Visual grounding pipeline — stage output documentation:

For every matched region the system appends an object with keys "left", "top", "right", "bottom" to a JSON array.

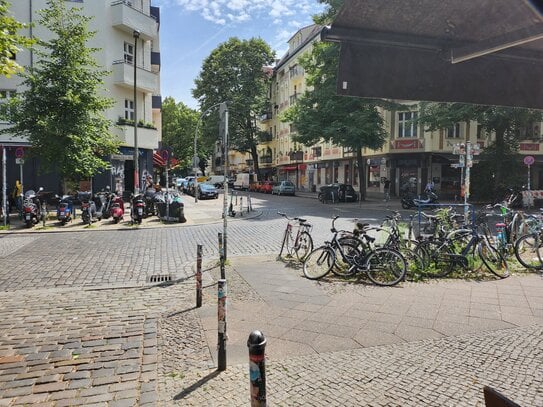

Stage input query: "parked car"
[
  {"left": 249, "top": 181, "right": 262, "bottom": 193},
  {"left": 272, "top": 180, "right": 296, "bottom": 196},
  {"left": 260, "top": 181, "right": 275, "bottom": 194},
  {"left": 198, "top": 183, "right": 219, "bottom": 199},
  {"left": 318, "top": 183, "right": 359, "bottom": 202}
]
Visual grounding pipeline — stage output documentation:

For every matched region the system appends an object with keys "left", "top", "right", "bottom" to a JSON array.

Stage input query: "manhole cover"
[{"left": 148, "top": 274, "right": 174, "bottom": 283}]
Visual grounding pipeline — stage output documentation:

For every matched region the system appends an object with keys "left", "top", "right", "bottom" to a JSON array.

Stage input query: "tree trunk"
[
  {"left": 356, "top": 148, "right": 366, "bottom": 201},
  {"left": 250, "top": 144, "right": 260, "bottom": 179}
]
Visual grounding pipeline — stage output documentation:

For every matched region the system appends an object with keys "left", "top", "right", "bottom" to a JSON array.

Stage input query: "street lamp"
[{"left": 133, "top": 29, "right": 141, "bottom": 194}]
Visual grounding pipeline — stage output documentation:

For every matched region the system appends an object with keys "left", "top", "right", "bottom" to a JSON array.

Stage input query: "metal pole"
[
  {"left": 19, "top": 163, "right": 23, "bottom": 196},
  {"left": 133, "top": 30, "right": 141, "bottom": 195},
  {"left": 464, "top": 142, "right": 471, "bottom": 223},
  {"left": 527, "top": 164, "right": 532, "bottom": 208},
  {"left": 217, "top": 279, "right": 227, "bottom": 371},
  {"left": 218, "top": 232, "right": 225, "bottom": 280},
  {"left": 222, "top": 104, "right": 229, "bottom": 262},
  {"left": 165, "top": 164, "right": 169, "bottom": 220},
  {"left": 248, "top": 330, "right": 267, "bottom": 406},
  {"left": 2, "top": 146, "right": 6, "bottom": 226},
  {"left": 194, "top": 121, "right": 199, "bottom": 203},
  {"left": 196, "top": 244, "right": 202, "bottom": 308}
]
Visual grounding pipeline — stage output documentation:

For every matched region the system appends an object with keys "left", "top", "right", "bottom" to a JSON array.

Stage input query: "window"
[
  {"left": 124, "top": 99, "right": 134, "bottom": 120},
  {"left": 124, "top": 42, "right": 134, "bottom": 64},
  {"left": 398, "top": 111, "right": 418, "bottom": 138},
  {"left": 447, "top": 123, "right": 461, "bottom": 138}
]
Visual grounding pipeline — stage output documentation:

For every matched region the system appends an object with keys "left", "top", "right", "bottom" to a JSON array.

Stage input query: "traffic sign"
[
  {"left": 161, "top": 149, "right": 169, "bottom": 162},
  {"left": 15, "top": 158, "right": 24, "bottom": 165},
  {"left": 524, "top": 155, "right": 535, "bottom": 166},
  {"left": 15, "top": 147, "right": 24, "bottom": 159},
  {"left": 192, "top": 155, "right": 200, "bottom": 168}
]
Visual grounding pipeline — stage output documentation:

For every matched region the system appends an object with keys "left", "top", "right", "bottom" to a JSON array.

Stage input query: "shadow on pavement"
[{"left": 173, "top": 370, "right": 222, "bottom": 401}]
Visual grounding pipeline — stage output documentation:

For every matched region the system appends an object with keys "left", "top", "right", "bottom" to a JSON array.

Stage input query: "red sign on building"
[
  {"left": 520, "top": 143, "right": 540, "bottom": 151},
  {"left": 394, "top": 139, "right": 422, "bottom": 149}
]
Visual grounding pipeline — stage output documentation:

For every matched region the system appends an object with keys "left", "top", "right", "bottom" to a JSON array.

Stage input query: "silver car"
[{"left": 272, "top": 180, "right": 296, "bottom": 196}]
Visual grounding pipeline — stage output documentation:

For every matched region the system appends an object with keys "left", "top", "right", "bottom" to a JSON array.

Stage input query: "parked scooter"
[
  {"left": 78, "top": 191, "right": 97, "bottom": 225},
  {"left": 109, "top": 192, "right": 125, "bottom": 223},
  {"left": 131, "top": 193, "right": 145, "bottom": 224},
  {"left": 22, "top": 187, "right": 45, "bottom": 228},
  {"left": 55, "top": 194, "right": 75, "bottom": 225},
  {"left": 143, "top": 188, "right": 156, "bottom": 217},
  {"left": 401, "top": 188, "right": 439, "bottom": 209},
  {"left": 94, "top": 187, "right": 112, "bottom": 220}
]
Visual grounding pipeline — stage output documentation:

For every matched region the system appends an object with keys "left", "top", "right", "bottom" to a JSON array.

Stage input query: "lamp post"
[{"left": 133, "top": 29, "right": 141, "bottom": 194}]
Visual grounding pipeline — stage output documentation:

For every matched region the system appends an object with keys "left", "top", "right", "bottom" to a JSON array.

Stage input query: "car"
[
  {"left": 272, "top": 180, "right": 295, "bottom": 196},
  {"left": 248, "top": 181, "right": 262, "bottom": 192},
  {"left": 260, "top": 181, "right": 275, "bottom": 194},
  {"left": 198, "top": 183, "right": 219, "bottom": 199},
  {"left": 318, "top": 183, "right": 359, "bottom": 203}
]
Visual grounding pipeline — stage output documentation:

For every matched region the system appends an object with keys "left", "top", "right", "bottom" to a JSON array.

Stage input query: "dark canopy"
[{"left": 323, "top": 0, "right": 543, "bottom": 109}]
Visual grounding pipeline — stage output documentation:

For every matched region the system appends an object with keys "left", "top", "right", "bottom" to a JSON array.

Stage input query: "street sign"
[
  {"left": 15, "top": 147, "right": 24, "bottom": 159},
  {"left": 15, "top": 158, "right": 24, "bottom": 165},
  {"left": 451, "top": 163, "right": 461, "bottom": 168},
  {"left": 161, "top": 149, "right": 169, "bottom": 162},
  {"left": 524, "top": 155, "right": 535, "bottom": 166},
  {"left": 192, "top": 155, "right": 200, "bottom": 168}
]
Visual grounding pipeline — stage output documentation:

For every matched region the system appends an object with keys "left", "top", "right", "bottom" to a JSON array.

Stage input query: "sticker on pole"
[{"left": 524, "top": 155, "right": 535, "bottom": 166}]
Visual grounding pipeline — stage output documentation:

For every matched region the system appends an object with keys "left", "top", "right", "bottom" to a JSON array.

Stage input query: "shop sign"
[
  {"left": 520, "top": 143, "right": 540, "bottom": 151},
  {"left": 393, "top": 139, "right": 422, "bottom": 149}
]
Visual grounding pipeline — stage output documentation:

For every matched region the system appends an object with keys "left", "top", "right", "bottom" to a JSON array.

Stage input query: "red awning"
[
  {"left": 280, "top": 166, "right": 298, "bottom": 171},
  {"left": 153, "top": 151, "right": 166, "bottom": 167}
]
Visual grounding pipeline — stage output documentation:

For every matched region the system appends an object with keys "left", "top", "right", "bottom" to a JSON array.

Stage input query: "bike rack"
[{"left": 414, "top": 203, "right": 476, "bottom": 238}]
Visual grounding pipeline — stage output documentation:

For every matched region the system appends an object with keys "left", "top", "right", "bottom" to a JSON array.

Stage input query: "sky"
[{"left": 153, "top": 0, "right": 325, "bottom": 110}]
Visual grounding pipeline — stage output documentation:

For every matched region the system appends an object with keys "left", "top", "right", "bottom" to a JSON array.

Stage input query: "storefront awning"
[
  {"left": 153, "top": 151, "right": 166, "bottom": 167},
  {"left": 323, "top": 0, "right": 543, "bottom": 109}
]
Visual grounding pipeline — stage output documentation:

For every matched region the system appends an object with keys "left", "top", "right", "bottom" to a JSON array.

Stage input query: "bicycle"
[
  {"left": 278, "top": 212, "right": 314, "bottom": 261},
  {"left": 415, "top": 208, "right": 509, "bottom": 279},
  {"left": 303, "top": 216, "right": 407, "bottom": 286}
]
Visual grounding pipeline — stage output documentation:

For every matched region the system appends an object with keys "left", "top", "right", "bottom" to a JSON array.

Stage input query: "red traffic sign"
[
  {"left": 161, "top": 149, "right": 169, "bottom": 162},
  {"left": 524, "top": 155, "right": 535, "bottom": 166},
  {"left": 15, "top": 147, "right": 24, "bottom": 158}
]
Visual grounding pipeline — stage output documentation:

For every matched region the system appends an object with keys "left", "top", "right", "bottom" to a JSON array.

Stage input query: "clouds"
[{"left": 171, "top": 0, "right": 320, "bottom": 26}]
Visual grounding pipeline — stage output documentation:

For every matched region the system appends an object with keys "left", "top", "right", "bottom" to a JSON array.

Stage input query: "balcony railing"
[
  {"left": 112, "top": 61, "right": 159, "bottom": 93},
  {"left": 151, "top": 51, "right": 161, "bottom": 67},
  {"left": 111, "top": 1, "right": 158, "bottom": 41},
  {"left": 259, "top": 156, "right": 273, "bottom": 164},
  {"left": 114, "top": 124, "right": 159, "bottom": 150},
  {"left": 152, "top": 95, "right": 162, "bottom": 110},
  {"left": 259, "top": 112, "right": 272, "bottom": 121},
  {"left": 259, "top": 132, "right": 272, "bottom": 142}
]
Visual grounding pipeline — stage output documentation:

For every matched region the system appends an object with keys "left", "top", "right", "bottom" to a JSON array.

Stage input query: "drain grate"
[{"left": 148, "top": 274, "right": 173, "bottom": 283}]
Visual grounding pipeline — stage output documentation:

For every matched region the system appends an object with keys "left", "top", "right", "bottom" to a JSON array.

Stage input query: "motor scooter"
[
  {"left": 55, "top": 194, "right": 75, "bottom": 225},
  {"left": 143, "top": 188, "right": 156, "bottom": 217},
  {"left": 22, "top": 187, "right": 44, "bottom": 228},
  {"left": 131, "top": 193, "right": 145, "bottom": 224},
  {"left": 109, "top": 193, "right": 125, "bottom": 223},
  {"left": 78, "top": 191, "right": 97, "bottom": 225},
  {"left": 401, "top": 189, "right": 439, "bottom": 209}
]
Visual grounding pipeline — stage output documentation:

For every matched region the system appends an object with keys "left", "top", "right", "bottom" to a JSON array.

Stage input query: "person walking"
[{"left": 383, "top": 177, "right": 391, "bottom": 202}]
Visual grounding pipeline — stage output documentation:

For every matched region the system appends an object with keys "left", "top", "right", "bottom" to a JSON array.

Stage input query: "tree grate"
[{"left": 148, "top": 274, "right": 173, "bottom": 283}]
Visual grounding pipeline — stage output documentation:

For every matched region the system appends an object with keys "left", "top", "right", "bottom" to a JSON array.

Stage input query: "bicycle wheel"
[
  {"left": 331, "top": 238, "right": 361, "bottom": 277},
  {"left": 400, "top": 247, "right": 425, "bottom": 279},
  {"left": 514, "top": 233, "right": 543, "bottom": 269},
  {"left": 279, "top": 228, "right": 295, "bottom": 258},
  {"left": 303, "top": 246, "right": 335, "bottom": 280},
  {"left": 478, "top": 238, "right": 509, "bottom": 278},
  {"left": 294, "top": 231, "right": 313, "bottom": 261},
  {"left": 364, "top": 248, "right": 407, "bottom": 286},
  {"left": 414, "top": 239, "right": 455, "bottom": 277}
]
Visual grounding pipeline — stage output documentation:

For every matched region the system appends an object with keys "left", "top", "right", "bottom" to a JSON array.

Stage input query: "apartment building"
[
  {"left": 0, "top": 0, "right": 162, "bottom": 196},
  {"left": 253, "top": 24, "right": 543, "bottom": 199}
]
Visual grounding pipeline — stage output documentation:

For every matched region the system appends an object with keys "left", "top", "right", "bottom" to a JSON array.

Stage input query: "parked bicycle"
[
  {"left": 303, "top": 216, "right": 407, "bottom": 286},
  {"left": 278, "top": 212, "right": 314, "bottom": 261}
]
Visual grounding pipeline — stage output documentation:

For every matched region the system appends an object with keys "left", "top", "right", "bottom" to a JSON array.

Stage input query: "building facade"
[{"left": 0, "top": 0, "right": 162, "bottom": 196}]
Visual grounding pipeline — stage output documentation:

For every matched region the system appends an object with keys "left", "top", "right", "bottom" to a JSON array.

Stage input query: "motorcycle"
[
  {"left": 78, "top": 191, "right": 97, "bottom": 225},
  {"left": 109, "top": 193, "right": 125, "bottom": 223},
  {"left": 94, "top": 187, "right": 112, "bottom": 220},
  {"left": 401, "top": 189, "right": 439, "bottom": 209},
  {"left": 143, "top": 188, "right": 156, "bottom": 217},
  {"left": 22, "top": 187, "right": 44, "bottom": 228},
  {"left": 55, "top": 194, "right": 75, "bottom": 225},
  {"left": 131, "top": 193, "right": 145, "bottom": 225}
]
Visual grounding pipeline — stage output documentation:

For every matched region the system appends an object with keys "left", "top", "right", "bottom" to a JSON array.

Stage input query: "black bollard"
[
  {"left": 247, "top": 330, "right": 267, "bottom": 406},
  {"left": 196, "top": 244, "right": 202, "bottom": 308},
  {"left": 217, "top": 279, "right": 227, "bottom": 371}
]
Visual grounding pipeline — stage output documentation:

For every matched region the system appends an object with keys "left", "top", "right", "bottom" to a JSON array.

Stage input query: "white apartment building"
[{"left": 0, "top": 0, "right": 162, "bottom": 196}]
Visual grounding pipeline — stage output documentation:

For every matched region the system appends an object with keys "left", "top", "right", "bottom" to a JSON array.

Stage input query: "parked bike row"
[
  {"left": 278, "top": 201, "right": 543, "bottom": 287},
  {"left": 8, "top": 186, "right": 186, "bottom": 229}
]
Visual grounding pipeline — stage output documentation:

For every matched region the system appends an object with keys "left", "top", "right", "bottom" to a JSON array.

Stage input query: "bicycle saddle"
[
  {"left": 355, "top": 222, "right": 370, "bottom": 229},
  {"left": 296, "top": 217, "right": 307, "bottom": 223}
]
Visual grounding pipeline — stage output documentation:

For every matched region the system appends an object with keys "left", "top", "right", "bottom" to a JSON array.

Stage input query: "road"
[{"left": 0, "top": 193, "right": 541, "bottom": 406}]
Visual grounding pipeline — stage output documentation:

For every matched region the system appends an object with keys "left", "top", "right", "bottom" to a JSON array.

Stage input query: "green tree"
[
  {"left": 283, "top": 40, "right": 400, "bottom": 200},
  {"left": 192, "top": 37, "right": 275, "bottom": 177},
  {"left": 417, "top": 102, "right": 543, "bottom": 201},
  {"left": 161, "top": 97, "right": 200, "bottom": 174},
  {"left": 4, "top": 0, "right": 118, "bottom": 183},
  {"left": 0, "top": 0, "right": 33, "bottom": 77}
]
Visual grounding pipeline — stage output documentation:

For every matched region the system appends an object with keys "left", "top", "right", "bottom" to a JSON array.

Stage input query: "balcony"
[
  {"left": 259, "top": 112, "right": 272, "bottom": 122},
  {"left": 259, "top": 156, "right": 273, "bottom": 164},
  {"left": 112, "top": 61, "right": 158, "bottom": 93},
  {"left": 111, "top": 1, "right": 158, "bottom": 41},
  {"left": 152, "top": 95, "right": 162, "bottom": 110},
  {"left": 114, "top": 123, "right": 159, "bottom": 150},
  {"left": 259, "top": 132, "right": 272, "bottom": 142}
]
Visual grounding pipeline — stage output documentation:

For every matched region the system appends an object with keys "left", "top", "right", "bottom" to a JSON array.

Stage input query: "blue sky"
[{"left": 153, "top": 0, "right": 325, "bottom": 110}]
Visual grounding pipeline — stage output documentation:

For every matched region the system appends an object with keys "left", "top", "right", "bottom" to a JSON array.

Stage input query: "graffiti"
[{"left": 111, "top": 161, "right": 125, "bottom": 178}]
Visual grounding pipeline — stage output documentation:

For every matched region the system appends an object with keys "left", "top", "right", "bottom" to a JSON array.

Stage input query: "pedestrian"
[
  {"left": 12, "top": 180, "right": 22, "bottom": 216},
  {"left": 383, "top": 178, "right": 391, "bottom": 202}
]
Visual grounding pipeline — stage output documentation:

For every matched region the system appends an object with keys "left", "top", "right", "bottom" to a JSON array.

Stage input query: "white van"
[
  {"left": 233, "top": 173, "right": 257, "bottom": 190},
  {"left": 205, "top": 175, "right": 227, "bottom": 188}
]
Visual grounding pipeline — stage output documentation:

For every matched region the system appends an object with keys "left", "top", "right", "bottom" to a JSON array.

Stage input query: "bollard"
[
  {"left": 247, "top": 330, "right": 267, "bottom": 406},
  {"left": 239, "top": 196, "right": 243, "bottom": 216},
  {"left": 196, "top": 244, "right": 202, "bottom": 308},
  {"left": 247, "top": 194, "right": 252, "bottom": 212},
  {"left": 217, "top": 279, "right": 227, "bottom": 371}
]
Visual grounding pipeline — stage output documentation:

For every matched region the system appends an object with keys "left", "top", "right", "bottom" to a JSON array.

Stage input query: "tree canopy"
[
  {"left": 3, "top": 0, "right": 118, "bottom": 181},
  {"left": 0, "top": 0, "right": 33, "bottom": 77},
  {"left": 192, "top": 37, "right": 275, "bottom": 176}
]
